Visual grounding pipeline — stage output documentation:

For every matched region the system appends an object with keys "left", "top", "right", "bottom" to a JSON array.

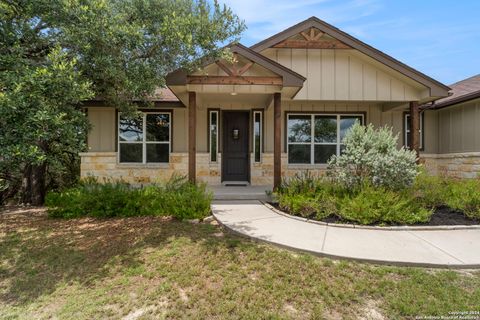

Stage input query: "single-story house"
[{"left": 80, "top": 16, "right": 478, "bottom": 187}]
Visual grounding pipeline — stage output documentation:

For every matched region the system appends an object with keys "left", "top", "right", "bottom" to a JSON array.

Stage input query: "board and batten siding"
[
  {"left": 261, "top": 48, "right": 424, "bottom": 102},
  {"left": 436, "top": 99, "right": 480, "bottom": 154},
  {"left": 87, "top": 108, "right": 116, "bottom": 152},
  {"left": 86, "top": 107, "right": 188, "bottom": 153}
]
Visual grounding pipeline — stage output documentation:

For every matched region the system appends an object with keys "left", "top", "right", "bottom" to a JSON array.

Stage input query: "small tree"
[{"left": 327, "top": 123, "right": 418, "bottom": 190}]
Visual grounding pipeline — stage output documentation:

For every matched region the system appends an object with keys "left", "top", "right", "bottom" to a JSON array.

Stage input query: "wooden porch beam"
[
  {"left": 409, "top": 101, "right": 420, "bottom": 162},
  {"left": 273, "top": 92, "right": 282, "bottom": 190},
  {"left": 188, "top": 92, "right": 196, "bottom": 183},
  {"left": 187, "top": 75, "right": 282, "bottom": 85}
]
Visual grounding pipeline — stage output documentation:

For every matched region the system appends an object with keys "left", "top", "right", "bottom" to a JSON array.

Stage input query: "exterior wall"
[
  {"left": 422, "top": 152, "right": 480, "bottom": 179},
  {"left": 83, "top": 103, "right": 414, "bottom": 185},
  {"left": 436, "top": 99, "right": 480, "bottom": 154},
  {"left": 79, "top": 152, "right": 188, "bottom": 184},
  {"left": 87, "top": 108, "right": 116, "bottom": 152},
  {"left": 419, "top": 99, "right": 480, "bottom": 179},
  {"left": 261, "top": 48, "right": 425, "bottom": 101}
]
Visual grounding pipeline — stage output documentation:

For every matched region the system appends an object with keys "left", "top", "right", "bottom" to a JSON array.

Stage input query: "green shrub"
[
  {"left": 338, "top": 185, "right": 432, "bottom": 225},
  {"left": 446, "top": 179, "right": 480, "bottom": 219},
  {"left": 413, "top": 171, "right": 449, "bottom": 208},
  {"left": 328, "top": 123, "right": 418, "bottom": 190},
  {"left": 45, "top": 175, "right": 212, "bottom": 219},
  {"left": 276, "top": 172, "right": 341, "bottom": 220}
]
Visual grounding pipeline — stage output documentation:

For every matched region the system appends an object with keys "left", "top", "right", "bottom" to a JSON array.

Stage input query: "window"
[
  {"left": 209, "top": 110, "right": 218, "bottom": 162},
  {"left": 404, "top": 113, "right": 424, "bottom": 150},
  {"left": 287, "top": 113, "right": 363, "bottom": 164},
  {"left": 118, "top": 112, "right": 171, "bottom": 163},
  {"left": 253, "top": 111, "right": 262, "bottom": 163}
]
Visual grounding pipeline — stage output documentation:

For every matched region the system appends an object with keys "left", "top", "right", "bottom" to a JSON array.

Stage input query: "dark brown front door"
[{"left": 222, "top": 111, "right": 249, "bottom": 182}]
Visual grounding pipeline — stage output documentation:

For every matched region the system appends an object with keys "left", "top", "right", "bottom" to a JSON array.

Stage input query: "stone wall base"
[
  {"left": 81, "top": 151, "right": 480, "bottom": 186},
  {"left": 421, "top": 152, "right": 480, "bottom": 179}
]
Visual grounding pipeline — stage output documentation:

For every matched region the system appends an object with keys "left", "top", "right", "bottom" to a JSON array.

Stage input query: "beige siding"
[
  {"left": 173, "top": 108, "right": 187, "bottom": 152},
  {"left": 261, "top": 48, "right": 425, "bottom": 101},
  {"left": 437, "top": 99, "right": 480, "bottom": 153},
  {"left": 87, "top": 107, "right": 187, "bottom": 153},
  {"left": 87, "top": 107, "right": 116, "bottom": 152},
  {"left": 423, "top": 110, "right": 438, "bottom": 154}
]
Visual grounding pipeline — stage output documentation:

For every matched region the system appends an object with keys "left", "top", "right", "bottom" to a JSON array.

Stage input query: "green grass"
[{"left": 1, "top": 206, "right": 479, "bottom": 319}]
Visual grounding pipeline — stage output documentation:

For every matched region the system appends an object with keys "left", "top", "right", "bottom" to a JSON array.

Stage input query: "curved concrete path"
[{"left": 211, "top": 200, "right": 480, "bottom": 268}]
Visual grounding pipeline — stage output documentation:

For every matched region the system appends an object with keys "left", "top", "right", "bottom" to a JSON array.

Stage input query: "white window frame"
[
  {"left": 404, "top": 112, "right": 423, "bottom": 150},
  {"left": 287, "top": 113, "right": 364, "bottom": 164},
  {"left": 253, "top": 110, "right": 263, "bottom": 163},
  {"left": 118, "top": 111, "right": 171, "bottom": 164},
  {"left": 209, "top": 110, "right": 219, "bottom": 163}
]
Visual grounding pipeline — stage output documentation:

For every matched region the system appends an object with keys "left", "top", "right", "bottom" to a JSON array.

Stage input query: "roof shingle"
[{"left": 433, "top": 74, "right": 480, "bottom": 108}]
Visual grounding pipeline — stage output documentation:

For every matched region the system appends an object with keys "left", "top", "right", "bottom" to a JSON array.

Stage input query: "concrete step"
[{"left": 209, "top": 185, "right": 273, "bottom": 201}]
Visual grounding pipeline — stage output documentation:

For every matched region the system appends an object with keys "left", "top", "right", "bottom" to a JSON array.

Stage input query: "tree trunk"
[{"left": 22, "top": 162, "right": 47, "bottom": 205}]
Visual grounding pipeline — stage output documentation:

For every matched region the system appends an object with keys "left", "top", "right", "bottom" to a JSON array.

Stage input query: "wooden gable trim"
[
  {"left": 273, "top": 39, "right": 351, "bottom": 49},
  {"left": 187, "top": 75, "right": 282, "bottom": 85},
  {"left": 276, "top": 27, "right": 351, "bottom": 49}
]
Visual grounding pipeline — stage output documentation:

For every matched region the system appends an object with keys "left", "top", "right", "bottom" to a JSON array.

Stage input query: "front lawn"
[{"left": 1, "top": 206, "right": 479, "bottom": 319}]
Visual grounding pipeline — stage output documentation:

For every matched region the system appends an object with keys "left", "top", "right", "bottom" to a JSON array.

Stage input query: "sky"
[{"left": 218, "top": 0, "right": 480, "bottom": 85}]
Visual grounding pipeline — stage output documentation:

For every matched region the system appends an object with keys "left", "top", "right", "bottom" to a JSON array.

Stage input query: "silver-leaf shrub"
[{"left": 327, "top": 123, "right": 418, "bottom": 190}]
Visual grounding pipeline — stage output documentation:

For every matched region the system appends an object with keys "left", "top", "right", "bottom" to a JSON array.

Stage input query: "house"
[
  {"left": 80, "top": 16, "right": 457, "bottom": 188},
  {"left": 421, "top": 74, "right": 480, "bottom": 178}
]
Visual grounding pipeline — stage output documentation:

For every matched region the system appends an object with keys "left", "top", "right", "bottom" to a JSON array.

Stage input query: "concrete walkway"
[{"left": 211, "top": 200, "right": 480, "bottom": 268}]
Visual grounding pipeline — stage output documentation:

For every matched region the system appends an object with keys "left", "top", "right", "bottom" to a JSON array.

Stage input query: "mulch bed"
[{"left": 269, "top": 203, "right": 480, "bottom": 227}]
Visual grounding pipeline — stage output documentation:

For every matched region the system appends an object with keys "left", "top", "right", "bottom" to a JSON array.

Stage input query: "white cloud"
[{"left": 220, "top": 0, "right": 382, "bottom": 42}]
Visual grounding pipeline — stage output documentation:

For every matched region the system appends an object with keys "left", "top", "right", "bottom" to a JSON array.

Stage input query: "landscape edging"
[{"left": 262, "top": 202, "right": 480, "bottom": 231}]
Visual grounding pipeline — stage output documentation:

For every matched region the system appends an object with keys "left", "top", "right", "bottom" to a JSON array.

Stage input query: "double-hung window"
[
  {"left": 118, "top": 112, "right": 171, "bottom": 163},
  {"left": 287, "top": 113, "right": 363, "bottom": 164},
  {"left": 404, "top": 113, "right": 424, "bottom": 150}
]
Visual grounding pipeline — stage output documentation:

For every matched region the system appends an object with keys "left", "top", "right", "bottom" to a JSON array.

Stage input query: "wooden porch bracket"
[
  {"left": 273, "top": 92, "right": 282, "bottom": 190},
  {"left": 188, "top": 92, "right": 196, "bottom": 183},
  {"left": 409, "top": 101, "right": 420, "bottom": 162}
]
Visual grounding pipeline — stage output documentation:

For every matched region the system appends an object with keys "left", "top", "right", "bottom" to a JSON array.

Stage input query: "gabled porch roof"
[
  {"left": 166, "top": 43, "right": 306, "bottom": 87},
  {"left": 166, "top": 43, "right": 306, "bottom": 105}
]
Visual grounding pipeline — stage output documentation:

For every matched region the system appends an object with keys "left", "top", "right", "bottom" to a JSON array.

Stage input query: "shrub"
[
  {"left": 338, "top": 184, "right": 432, "bottom": 225},
  {"left": 328, "top": 123, "right": 418, "bottom": 190},
  {"left": 45, "top": 175, "right": 212, "bottom": 219},
  {"left": 276, "top": 172, "right": 341, "bottom": 220},
  {"left": 446, "top": 179, "right": 480, "bottom": 219},
  {"left": 413, "top": 171, "right": 449, "bottom": 208},
  {"left": 278, "top": 192, "right": 336, "bottom": 220}
]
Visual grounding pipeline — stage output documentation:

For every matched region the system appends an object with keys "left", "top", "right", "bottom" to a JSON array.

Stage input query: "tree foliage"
[{"left": 0, "top": 0, "right": 244, "bottom": 204}]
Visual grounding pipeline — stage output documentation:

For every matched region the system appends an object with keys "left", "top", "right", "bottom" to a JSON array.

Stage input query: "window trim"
[
  {"left": 285, "top": 112, "right": 365, "bottom": 165},
  {"left": 252, "top": 110, "right": 263, "bottom": 163},
  {"left": 403, "top": 111, "right": 424, "bottom": 151},
  {"left": 117, "top": 111, "right": 172, "bottom": 164},
  {"left": 208, "top": 109, "right": 219, "bottom": 163}
]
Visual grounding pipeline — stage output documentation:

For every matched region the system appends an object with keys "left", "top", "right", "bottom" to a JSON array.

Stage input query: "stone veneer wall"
[
  {"left": 421, "top": 152, "right": 480, "bottom": 179},
  {"left": 80, "top": 152, "right": 330, "bottom": 186},
  {"left": 79, "top": 152, "right": 189, "bottom": 184},
  {"left": 80, "top": 151, "right": 480, "bottom": 186}
]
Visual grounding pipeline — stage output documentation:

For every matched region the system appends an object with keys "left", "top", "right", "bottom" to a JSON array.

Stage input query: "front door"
[{"left": 222, "top": 111, "right": 249, "bottom": 182}]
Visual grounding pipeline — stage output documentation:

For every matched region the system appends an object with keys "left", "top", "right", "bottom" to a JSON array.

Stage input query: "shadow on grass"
[{"left": 0, "top": 206, "right": 249, "bottom": 306}]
